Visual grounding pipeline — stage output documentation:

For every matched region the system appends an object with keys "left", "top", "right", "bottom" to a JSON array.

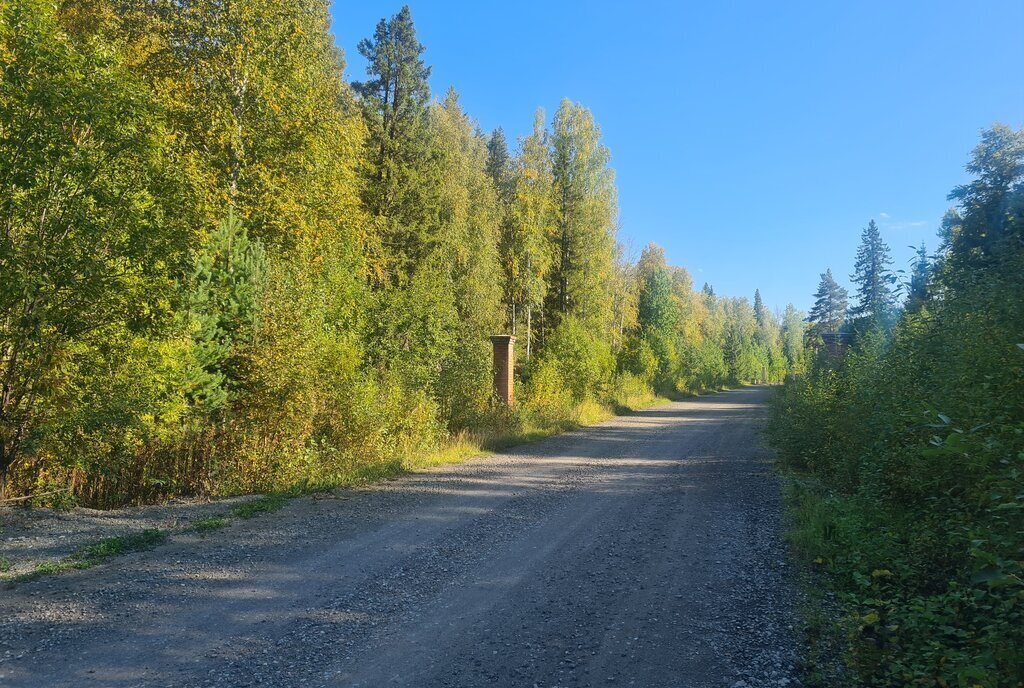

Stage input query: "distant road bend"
[{"left": 1, "top": 386, "right": 802, "bottom": 688}]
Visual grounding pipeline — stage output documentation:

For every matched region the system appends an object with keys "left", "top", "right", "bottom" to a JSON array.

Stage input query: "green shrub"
[{"left": 770, "top": 255, "right": 1024, "bottom": 687}]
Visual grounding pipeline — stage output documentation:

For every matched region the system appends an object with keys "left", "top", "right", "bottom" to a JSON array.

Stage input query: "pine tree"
[
  {"left": 849, "top": 219, "right": 895, "bottom": 323},
  {"left": 353, "top": 5, "right": 433, "bottom": 280},
  {"left": 808, "top": 269, "right": 848, "bottom": 335}
]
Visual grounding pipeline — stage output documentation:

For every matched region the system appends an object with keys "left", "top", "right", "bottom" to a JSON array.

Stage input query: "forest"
[
  {"left": 771, "top": 126, "right": 1024, "bottom": 685},
  {"left": 0, "top": 2, "right": 802, "bottom": 506}
]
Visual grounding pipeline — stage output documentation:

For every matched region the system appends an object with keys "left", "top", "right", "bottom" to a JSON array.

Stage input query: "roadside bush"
[
  {"left": 769, "top": 255, "right": 1024, "bottom": 687},
  {"left": 541, "top": 316, "right": 615, "bottom": 402}
]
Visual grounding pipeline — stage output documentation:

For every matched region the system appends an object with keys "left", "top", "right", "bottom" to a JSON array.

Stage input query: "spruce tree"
[
  {"left": 544, "top": 99, "right": 617, "bottom": 335},
  {"left": 808, "top": 269, "right": 848, "bottom": 334},
  {"left": 187, "top": 212, "right": 267, "bottom": 413},
  {"left": 753, "top": 289, "right": 769, "bottom": 329},
  {"left": 488, "top": 126, "right": 517, "bottom": 330},
  {"left": 753, "top": 288, "right": 774, "bottom": 349},
  {"left": 904, "top": 242, "right": 930, "bottom": 314},
  {"left": 849, "top": 219, "right": 895, "bottom": 323},
  {"left": 486, "top": 127, "right": 514, "bottom": 202}
]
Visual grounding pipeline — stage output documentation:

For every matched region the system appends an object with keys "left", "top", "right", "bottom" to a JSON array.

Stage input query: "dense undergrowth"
[{"left": 770, "top": 127, "right": 1024, "bottom": 687}]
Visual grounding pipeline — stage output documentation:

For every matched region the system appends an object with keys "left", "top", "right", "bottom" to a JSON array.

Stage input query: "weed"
[
  {"left": 8, "top": 529, "right": 168, "bottom": 583},
  {"left": 230, "top": 495, "right": 287, "bottom": 519},
  {"left": 74, "top": 529, "right": 168, "bottom": 561},
  {"left": 191, "top": 516, "right": 227, "bottom": 534}
]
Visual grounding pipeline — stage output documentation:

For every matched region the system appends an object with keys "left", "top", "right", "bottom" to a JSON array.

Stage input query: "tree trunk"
[{"left": 0, "top": 443, "right": 11, "bottom": 501}]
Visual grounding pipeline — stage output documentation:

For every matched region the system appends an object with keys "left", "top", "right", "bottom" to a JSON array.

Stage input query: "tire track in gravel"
[{"left": 0, "top": 386, "right": 801, "bottom": 688}]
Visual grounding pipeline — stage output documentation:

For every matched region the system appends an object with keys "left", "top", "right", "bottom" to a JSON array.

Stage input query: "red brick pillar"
[{"left": 489, "top": 335, "right": 515, "bottom": 406}]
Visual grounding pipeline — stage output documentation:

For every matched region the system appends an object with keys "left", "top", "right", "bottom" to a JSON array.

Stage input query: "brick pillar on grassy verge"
[{"left": 489, "top": 335, "right": 515, "bottom": 406}]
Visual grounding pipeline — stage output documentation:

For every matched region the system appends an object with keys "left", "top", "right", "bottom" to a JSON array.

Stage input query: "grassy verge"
[
  {"left": 779, "top": 475, "right": 855, "bottom": 687},
  {"left": 404, "top": 396, "right": 663, "bottom": 471},
  {"left": 2, "top": 390, "right": 677, "bottom": 586},
  {"left": 10, "top": 529, "right": 169, "bottom": 584}
]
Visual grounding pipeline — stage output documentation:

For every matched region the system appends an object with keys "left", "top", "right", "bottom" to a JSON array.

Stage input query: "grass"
[
  {"left": 229, "top": 494, "right": 288, "bottom": 519},
  {"left": 77, "top": 529, "right": 168, "bottom": 559},
  {"left": 403, "top": 392, "right": 670, "bottom": 472},
  {"left": 10, "top": 529, "right": 169, "bottom": 583},
  {"left": 190, "top": 515, "right": 228, "bottom": 534},
  {"left": 778, "top": 474, "right": 857, "bottom": 688}
]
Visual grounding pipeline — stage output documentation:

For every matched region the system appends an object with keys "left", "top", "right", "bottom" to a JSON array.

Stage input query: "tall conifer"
[
  {"left": 808, "top": 269, "right": 848, "bottom": 334},
  {"left": 545, "top": 100, "right": 617, "bottom": 334},
  {"left": 849, "top": 219, "right": 895, "bottom": 323},
  {"left": 354, "top": 5, "right": 433, "bottom": 280}
]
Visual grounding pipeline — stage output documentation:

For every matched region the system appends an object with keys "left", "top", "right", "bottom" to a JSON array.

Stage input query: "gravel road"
[{"left": 0, "top": 386, "right": 802, "bottom": 688}]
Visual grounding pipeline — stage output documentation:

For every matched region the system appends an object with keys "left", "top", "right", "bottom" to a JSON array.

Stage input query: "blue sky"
[{"left": 329, "top": 1, "right": 1023, "bottom": 312}]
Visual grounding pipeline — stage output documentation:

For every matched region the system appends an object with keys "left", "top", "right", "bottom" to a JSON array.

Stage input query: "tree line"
[
  {"left": 770, "top": 125, "right": 1024, "bottom": 686},
  {"left": 0, "top": 2, "right": 800, "bottom": 504}
]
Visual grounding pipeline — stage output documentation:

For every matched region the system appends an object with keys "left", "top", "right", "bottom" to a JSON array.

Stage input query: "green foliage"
[
  {"left": 781, "top": 304, "right": 807, "bottom": 372},
  {"left": 545, "top": 100, "right": 617, "bottom": 339},
  {"left": 904, "top": 242, "right": 931, "bottom": 314},
  {"left": 945, "top": 124, "right": 1024, "bottom": 269},
  {"left": 541, "top": 316, "right": 615, "bottom": 402},
  {"left": 0, "top": 2, "right": 799, "bottom": 511},
  {"left": 771, "top": 126, "right": 1024, "bottom": 687},
  {"left": 354, "top": 4, "right": 434, "bottom": 281},
  {"left": 0, "top": 0, "right": 183, "bottom": 496},
  {"left": 186, "top": 212, "right": 267, "bottom": 414}
]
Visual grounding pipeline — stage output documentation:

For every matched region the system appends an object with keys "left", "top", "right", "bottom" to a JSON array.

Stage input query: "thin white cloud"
[
  {"left": 888, "top": 220, "right": 929, "bottom": 230},
  {"left": 877, "top": 214, "right": 929, "bottom": 231}
]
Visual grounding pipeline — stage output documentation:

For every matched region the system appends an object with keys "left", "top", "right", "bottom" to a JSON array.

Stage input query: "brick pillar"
[{"left": 489, "top": 335, "right": 516, "bottom": 406}]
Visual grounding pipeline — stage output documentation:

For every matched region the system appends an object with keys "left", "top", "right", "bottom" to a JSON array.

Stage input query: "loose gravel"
[{"left": 0, "top": 386, "right": 803, "bottom": 688}]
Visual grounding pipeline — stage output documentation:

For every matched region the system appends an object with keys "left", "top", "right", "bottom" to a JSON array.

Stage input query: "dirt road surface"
[{"left": 0, "top": 386, "right": 802, "bottom": 688}]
